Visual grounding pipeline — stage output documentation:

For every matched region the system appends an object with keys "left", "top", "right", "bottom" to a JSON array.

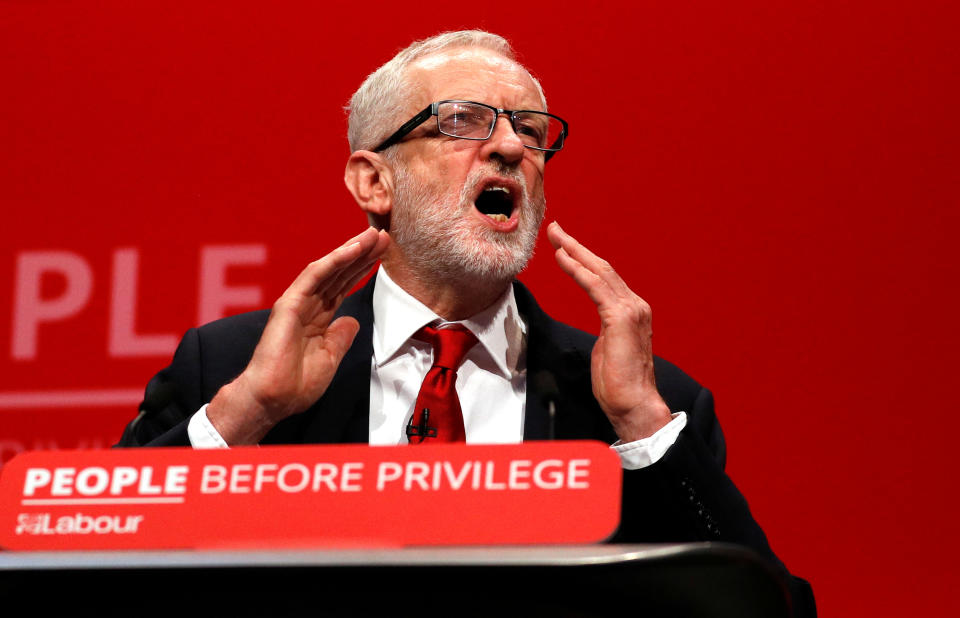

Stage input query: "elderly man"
[{"left": 118, "top": 30, "right": 813, "bottom": 614}]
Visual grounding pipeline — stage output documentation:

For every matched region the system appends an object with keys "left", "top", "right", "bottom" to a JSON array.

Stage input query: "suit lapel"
[{"left": 515, "top": 281, "right": 595, "bottom": 441}]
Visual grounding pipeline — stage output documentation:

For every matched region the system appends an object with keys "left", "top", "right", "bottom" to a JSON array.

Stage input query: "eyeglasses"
[{"left": 372, "top": 100, "right": 569, "bottom": 162}]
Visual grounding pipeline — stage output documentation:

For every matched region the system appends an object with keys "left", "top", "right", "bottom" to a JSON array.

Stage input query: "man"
[{"left": 117, "top": 30, "right": 814, "bottom": 614}]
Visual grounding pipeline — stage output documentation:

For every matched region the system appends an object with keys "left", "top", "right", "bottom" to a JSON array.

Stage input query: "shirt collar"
[{"left": 371, "top": 266, "right": 525, "bottom": 378}]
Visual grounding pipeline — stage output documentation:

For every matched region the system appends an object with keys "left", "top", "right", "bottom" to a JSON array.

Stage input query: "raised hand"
[
  {"left": 207, "top": 227, "right": 390, "bottom": 445},
  {"left": 547, "top": 222, "right": 672, "bottom": 442}
]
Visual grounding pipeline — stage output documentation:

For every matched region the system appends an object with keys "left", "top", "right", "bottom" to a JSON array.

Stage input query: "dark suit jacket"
[{"left": 117, "top": 277, "right": 814, "bottom": 616}]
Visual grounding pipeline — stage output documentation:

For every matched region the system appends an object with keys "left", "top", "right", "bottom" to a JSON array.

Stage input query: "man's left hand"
[{"left": 547, "top": 221, "right": 673, "bottom": 443}]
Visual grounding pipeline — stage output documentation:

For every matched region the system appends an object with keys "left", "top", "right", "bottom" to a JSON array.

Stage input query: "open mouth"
[{"left": 473, "top": 183, "right": 518, "bottom": 224}]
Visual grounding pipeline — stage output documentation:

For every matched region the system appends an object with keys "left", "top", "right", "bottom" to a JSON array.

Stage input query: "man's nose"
[{"left": 480, "top": 116, "right": 525, "bottom": 164}]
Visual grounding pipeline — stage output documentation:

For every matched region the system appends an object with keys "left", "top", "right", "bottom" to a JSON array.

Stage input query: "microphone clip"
[{"left": 406, "top": 408, "right": 438, "bottom": 443}]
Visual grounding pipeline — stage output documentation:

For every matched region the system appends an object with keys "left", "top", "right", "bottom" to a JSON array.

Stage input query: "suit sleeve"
[
  {"left": 613, "top": 384, "right": 816, "bottom": 617},
  {"left": 114, "top": 327, "right": 205, "bottom": 447}
]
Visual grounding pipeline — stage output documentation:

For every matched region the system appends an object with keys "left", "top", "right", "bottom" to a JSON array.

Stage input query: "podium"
[{"left": 0, "top": 543, "right": 791, "bottom": 617}]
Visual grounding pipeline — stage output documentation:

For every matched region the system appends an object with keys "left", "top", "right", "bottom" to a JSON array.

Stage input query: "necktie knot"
[{"left": 419, "top": 324, "right": 478, "bottom": 371}]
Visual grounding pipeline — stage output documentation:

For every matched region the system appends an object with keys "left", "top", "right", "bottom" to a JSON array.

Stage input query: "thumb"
[{"left": 322, "top": 316, "right": 361, "bottom": 364}]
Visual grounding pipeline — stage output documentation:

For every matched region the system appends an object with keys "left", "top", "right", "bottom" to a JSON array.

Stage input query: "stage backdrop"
[{"left": 2, "top": 2, "right": 957, "bottom": 616}]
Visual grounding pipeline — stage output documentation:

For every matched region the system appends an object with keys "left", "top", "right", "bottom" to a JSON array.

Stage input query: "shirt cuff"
[
  {"left": 187, "top": 404, "right": 230, "bottom": 449},
  {"left": 611, "top": 411, "right": 687, "bottom": 470}
]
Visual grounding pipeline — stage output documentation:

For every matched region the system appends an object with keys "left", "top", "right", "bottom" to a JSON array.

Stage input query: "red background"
[{"left": 1, "top": 1, "right": 957, "bottom": 615}]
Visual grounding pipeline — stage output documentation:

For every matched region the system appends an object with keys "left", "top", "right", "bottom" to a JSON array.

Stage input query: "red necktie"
[{"left": 406, "top": 324, "right": 479, "bottom": 444}]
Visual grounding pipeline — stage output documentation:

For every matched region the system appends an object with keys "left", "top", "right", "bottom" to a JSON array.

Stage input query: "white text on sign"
[{"left": 21, "top": 459, "right": 593, "bottom": 499}]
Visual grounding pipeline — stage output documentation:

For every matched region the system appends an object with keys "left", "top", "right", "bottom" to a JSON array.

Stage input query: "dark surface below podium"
[{"left": 0, "top": 543, "right": 792, "bottom": 617}]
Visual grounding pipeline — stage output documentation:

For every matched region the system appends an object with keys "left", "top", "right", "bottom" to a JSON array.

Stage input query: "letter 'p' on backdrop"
[{"left": 1, "top": 2, "right": 958, "bottom": 616}]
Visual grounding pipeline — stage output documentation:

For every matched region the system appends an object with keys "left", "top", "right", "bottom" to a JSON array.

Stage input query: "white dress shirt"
[
  {"left": 189, "top": 267, "right": 686, "bottom": 469},
  {"left": 368, "top": 266, "right": 526, "bottom": 445}
]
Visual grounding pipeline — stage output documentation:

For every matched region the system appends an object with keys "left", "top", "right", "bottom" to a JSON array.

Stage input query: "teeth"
[
  {"left": 485, "top": 186, "right": 511, "bottom": 194},
  {"left": 486, "top": 214, "right": 509, "bottom": 223}
]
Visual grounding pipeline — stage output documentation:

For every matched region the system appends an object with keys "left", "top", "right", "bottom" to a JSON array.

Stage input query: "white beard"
[{"left": 389, "top": 163, "right": 545, "bottom": 285}]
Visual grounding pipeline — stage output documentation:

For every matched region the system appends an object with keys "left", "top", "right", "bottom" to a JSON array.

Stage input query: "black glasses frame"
[{"left": 372, "top": 100, "right": 569, "bottom": 162}]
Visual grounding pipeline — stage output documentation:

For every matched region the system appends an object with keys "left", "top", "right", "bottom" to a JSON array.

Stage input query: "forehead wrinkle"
[{"left": 404, "top": 48, "right": 544, "bottom": 115}]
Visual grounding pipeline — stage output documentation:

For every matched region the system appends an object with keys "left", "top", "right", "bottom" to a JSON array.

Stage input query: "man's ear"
[{"left": 345, "top": 151, "right": 394, "bottom": 229}]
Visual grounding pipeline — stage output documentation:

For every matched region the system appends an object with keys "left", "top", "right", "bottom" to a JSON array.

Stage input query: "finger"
[
  {"left": 312, "top": 228, "right": 391, "bottom": 297},
  {"left": 554, "top": 246, "right": 614, "bottom": 308},
  {"left": 284, "top": 228, "right": 382, "bottom": 299},
  {"left": 315, "top": 230, "right": 390, "bottom": 299},
  {"left": 340, "top": 226, "right": 383, "bottom": 251},
  {"left": 329, "top": 257, "right": 379, "bottom": 301},
  {"left": 315, "top": 256, "right": 378, "bottom": 305},
  {"left": 320, "top": 316, "right": 361, "bottom": 365},
  {"left": 548, "top": 221, "right": 628, "bottom": 290},
  {"left": 293, "top": 230, "right": 390, "bottom": 325},
  {"left": 547, "top": 222, "right": 632, "bottom": 297}
]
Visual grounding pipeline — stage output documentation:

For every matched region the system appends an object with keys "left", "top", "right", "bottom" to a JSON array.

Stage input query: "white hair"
[{"left": 346, "top": 30, "right": 547, "bottom": 153}]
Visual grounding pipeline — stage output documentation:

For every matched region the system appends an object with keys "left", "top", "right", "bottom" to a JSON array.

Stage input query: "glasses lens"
[
  {"left": 435, "top": 102, "right": 566, "bottom": 152},
  {"left": 513, "top": 112, "right": 565, "bottom": 151},
  {"left": 437, "top": 102, "right": 494, "bottom": 139}
]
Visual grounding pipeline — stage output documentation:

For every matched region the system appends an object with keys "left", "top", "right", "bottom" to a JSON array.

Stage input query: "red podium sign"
[{"left": 0, "top": 442, "right": 622, "bottom": 550}]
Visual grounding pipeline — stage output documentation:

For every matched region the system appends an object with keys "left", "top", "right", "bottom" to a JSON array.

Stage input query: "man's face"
[{"left": 386, "top": 47, "right": 548, "bottom": 284}]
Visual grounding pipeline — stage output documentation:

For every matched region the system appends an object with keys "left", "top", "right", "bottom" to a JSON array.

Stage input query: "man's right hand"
[{"left": 206, "top": 227, "right": 390, "bottom": 445}]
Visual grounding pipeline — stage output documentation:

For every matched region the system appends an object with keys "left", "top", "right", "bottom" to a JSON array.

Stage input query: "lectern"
[{"left": 0, "top": 543, "right": 791, "bottom": 617}]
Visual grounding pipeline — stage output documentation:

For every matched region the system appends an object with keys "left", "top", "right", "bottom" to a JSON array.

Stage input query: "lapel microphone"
[
  {"left": 406, "top": 408, "right": 438, "bottom": 443},
  {"left": 531, "top": 371, "right": 560, "bottom": 441}
]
